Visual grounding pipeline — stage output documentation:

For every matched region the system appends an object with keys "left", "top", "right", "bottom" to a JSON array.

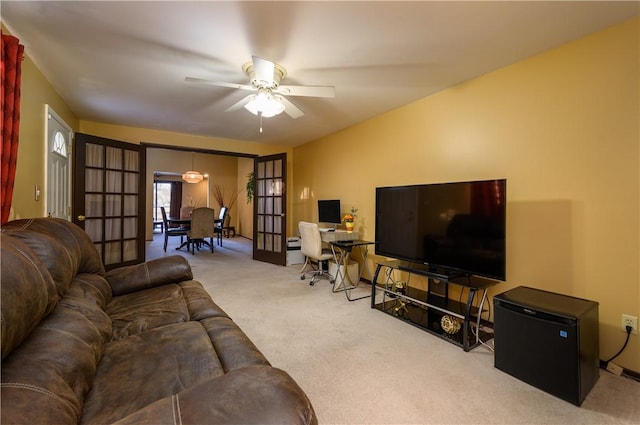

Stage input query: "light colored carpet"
[{"left": 147, "top": 234, "right": 640, "bottom": 425}]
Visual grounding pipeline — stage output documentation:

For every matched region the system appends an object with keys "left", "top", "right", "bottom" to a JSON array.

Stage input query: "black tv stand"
[{"left": 370, "top": 260, "right": 501, "bottom": 351}]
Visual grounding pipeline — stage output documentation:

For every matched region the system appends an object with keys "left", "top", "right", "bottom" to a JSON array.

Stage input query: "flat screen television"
[
  {"left": 318, "top": 199, "right": 342, "bottom": 224},
  {"left": 375, "top": 179, "right": 506, "bottom": 281}
]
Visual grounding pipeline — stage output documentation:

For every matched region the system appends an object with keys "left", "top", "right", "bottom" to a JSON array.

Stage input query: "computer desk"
[{"left": 320, "top": 230, "right": 375, "bottom": 301}]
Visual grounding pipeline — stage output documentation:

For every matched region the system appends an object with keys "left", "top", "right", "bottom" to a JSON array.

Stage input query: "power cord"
[{"left": 605, "top": 325, "right": 632, "bottom": 363}]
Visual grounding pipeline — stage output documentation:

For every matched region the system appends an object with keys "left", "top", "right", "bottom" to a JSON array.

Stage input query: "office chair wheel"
[
  {"left": 300, "top": 275, "right": 305, "bottom": 280},
  {"left": 330, "top": 279, "right": 335, "bottom": 284}
]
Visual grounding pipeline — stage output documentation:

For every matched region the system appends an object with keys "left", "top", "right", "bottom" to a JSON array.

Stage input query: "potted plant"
[{"left": 342, "top": 207, "right": 357, "bottom": 232}]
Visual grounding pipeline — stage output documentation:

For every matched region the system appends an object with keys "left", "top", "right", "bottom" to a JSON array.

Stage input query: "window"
[
  {"left": 153, "top": 182, "right": 172, "bottom": 221},
  {"left": 52, "top": 131, "right": 68, "bottom": 158}
]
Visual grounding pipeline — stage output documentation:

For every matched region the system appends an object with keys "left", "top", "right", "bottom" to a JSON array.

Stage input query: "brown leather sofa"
[{"left": 1, "top": 218, "right": 317, "bottom": 425}]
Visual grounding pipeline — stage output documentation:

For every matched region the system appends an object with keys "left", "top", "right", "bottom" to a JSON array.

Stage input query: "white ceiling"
[{"left": 3, "top": 1, "right": 638, "bottom": 147}]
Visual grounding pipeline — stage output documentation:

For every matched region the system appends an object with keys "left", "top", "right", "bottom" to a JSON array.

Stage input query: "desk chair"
[
  {"left": 213, "top": 207, "right": 228, "bottom": 247},
  {"left": 160, "top": 207, "right": 187, "bottom": 252},
  {"left": 186, "top": 207, "right": 216, "bottom": 254},
  {"left": 298, "top": 221, "right": 334, "bottom": 286}
]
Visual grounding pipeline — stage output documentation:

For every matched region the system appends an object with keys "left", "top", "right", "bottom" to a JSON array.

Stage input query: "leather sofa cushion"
[
  {"left": 80, "top": 321, "right": 227, "bottom": 425},
  {"left": 109, "top": 366, "right": 318, "bottom": 425},
  {"left": 107, "top": 280, "right": 230, "bottom": 341},
  {"left": 2, "top": 227, "right": 77, "bottom": 297},
  {"left": 107, "top": 284, "right": 191, "bottom": 340},
  {"left": 2, "top": 218, "right": 104, "bottom": 278},
  {"left": 200, "top": 316, "right": 271, "bottom": 372},
  {"left": 1, "top": 288, "right": 111, "bottom": 425},
  {"left": 0, "top": 234, "right": 58, "bottom": 360},
  {"left": 106, "top": 256, "right": 192, "bottom": 296}
]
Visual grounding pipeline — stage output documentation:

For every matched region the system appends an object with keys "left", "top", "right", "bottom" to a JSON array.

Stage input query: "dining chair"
[
  {"left": 298, "top": 221, "right": 334, "bottom": 286},
  {"left": 213, "top": 206, "right": 228, "bottom": 247},
  {"left": 186, "top": 207, "right": 216, "bottom": 254},
  {"left": 160, "top": 207, "right": 187, "bottom": 252}
]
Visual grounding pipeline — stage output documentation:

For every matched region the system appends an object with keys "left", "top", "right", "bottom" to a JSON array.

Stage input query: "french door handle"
[{"left": 77, "top": 215, "right": 86, "bottom": 221}]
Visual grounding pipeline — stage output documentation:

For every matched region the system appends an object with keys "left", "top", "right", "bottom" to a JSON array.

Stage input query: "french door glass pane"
[
  {"left": 85, "top": 219, "right": 102, "bottom": 241},
  {"left": 124, "top": 195, "right": 137, "bottom": 215},
  {"left": 105, "top": 195, "right": 121, "bottom": 216},
  {"left": 124, "top": 150, "right": 139, "bottom": 171},
  {"left": 86, "top": 169, "right": 103, "bottom": 192},
  {"left": 104, "top": 242, "right": 121, "bottom": 265},
  {"left": 106, "top": 146, "right": 122, "bottom": 169},
  {"left": 86, "top": 194, "right": 102, "bottom": 217},
  {"left": 124, "top": 172, "right": 138, "bottom": 193},
  {"left": 86, "top": 144, "right": 103, "bottom": 167},
  {"left": 123, "top": 218, "right": 137, "bottom": 239},
  {"left": 106, "top": 171, "right": 122, "bottom": 192},
  {"left": 123, "top": 240, "right": 137, "bottom": 262}
]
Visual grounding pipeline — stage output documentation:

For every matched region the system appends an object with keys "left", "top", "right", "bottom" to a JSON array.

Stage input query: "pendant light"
[{"left": 182, "top": 153, "right": 203, "bottom": 184}]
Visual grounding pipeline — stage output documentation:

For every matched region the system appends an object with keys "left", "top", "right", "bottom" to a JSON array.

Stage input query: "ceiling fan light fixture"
[{"left": 244, "top": 91, "right": 285, "bottom": 118}]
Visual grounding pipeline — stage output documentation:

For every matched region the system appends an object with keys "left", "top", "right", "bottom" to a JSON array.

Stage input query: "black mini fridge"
[{"left": 494, "top": 286, "right": 599, "bottom": 406}]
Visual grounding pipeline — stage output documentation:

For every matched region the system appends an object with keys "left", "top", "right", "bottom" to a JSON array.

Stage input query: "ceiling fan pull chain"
[{"left": 259, "top": 112, "right": 263, "bottom": 133}]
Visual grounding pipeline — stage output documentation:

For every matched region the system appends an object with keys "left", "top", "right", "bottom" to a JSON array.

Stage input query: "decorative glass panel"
[
  {"left": 86, "top": 143, "right": 103, "bottom": 167},
  {"left": 257, "top": 162, "right": 265, "bottom": 179},
  {"left": 266, "top": 161, "right": 273, "bottom": 178},
  {"left": 265, "top": 234, "right": 273, "bottom": 251},
  {"left": 106, "top": 146, "right": 122, "bottom": 169},
  {"left": 256, "top": 232, "right": 264, "bottom": 249},
  {"left": 52, "top": 131, "right": 67, "bottom": 158},
  {"left": 124, "top": 150, "right": 139, "bottom": 172}
]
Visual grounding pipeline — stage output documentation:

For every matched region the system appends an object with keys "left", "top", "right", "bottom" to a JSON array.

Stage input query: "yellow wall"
[
  {"left": 8, "top": 18, "right": 639, "bottom": 371},
  {"left": 293, "top": 18, "right": 640, "bottom": 371},
  {"left": 237, "top": 157, "right": 254, "bottom": 239}
]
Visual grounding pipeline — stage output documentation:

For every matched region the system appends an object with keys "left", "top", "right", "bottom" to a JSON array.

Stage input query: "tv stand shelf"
[{"left": 370, "top": 260, "right": 500, "bottom": 351}]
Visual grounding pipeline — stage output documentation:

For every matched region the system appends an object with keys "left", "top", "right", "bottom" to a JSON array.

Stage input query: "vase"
[{"left": 345, "top": 222, "right": 354, "bottom": 232}]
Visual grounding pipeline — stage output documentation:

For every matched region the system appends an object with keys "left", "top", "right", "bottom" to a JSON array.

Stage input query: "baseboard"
[{"left": 599, "top": 360, "right": 640, "bottom": 381}]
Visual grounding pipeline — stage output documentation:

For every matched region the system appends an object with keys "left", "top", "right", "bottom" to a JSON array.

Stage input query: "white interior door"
[{"left": 45, "top": 105, "right": 73, "bottom": 220}]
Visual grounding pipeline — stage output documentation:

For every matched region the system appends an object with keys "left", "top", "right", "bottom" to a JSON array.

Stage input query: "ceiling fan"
[{"left": 185, "top": 56, "right": 335, "bottom": 120}]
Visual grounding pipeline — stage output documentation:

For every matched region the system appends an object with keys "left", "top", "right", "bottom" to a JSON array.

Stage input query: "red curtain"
[{"left": 1, "top": 34, "right": 24, "bottom": 225}]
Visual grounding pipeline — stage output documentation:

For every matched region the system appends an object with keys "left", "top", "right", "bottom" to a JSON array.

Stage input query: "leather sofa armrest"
[
  {"left": 106, "top": 256, "right": 193, "bottom": 296},
  {"left": 111, "top": 366, "right": 317, "bottom": 425}
]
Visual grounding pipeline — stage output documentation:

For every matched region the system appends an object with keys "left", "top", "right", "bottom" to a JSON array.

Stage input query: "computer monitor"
[{"left": 318, "top": 199, "right": 341, "bottom": 224}]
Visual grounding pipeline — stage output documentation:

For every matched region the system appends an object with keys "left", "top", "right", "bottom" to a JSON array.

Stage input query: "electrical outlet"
[{"left": 621, "top": 314, "right": 638, "bottom": 335}]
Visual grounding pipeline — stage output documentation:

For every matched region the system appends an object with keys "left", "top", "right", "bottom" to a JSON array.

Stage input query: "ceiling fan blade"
[
  {"left": 185, "top": 77, "right": 254, "bottom": 91},
  {"left": 277, "top": 96, "right": 304, "bottom": 119},
  {"left": 225, "top": 95, "right": 253, "bottom": 112},
  {"left": 252, "top": 56, "right": 276, "bottom": 86},
  {"left": 276, "top": 85, "right": 336, "bottom": 98}
]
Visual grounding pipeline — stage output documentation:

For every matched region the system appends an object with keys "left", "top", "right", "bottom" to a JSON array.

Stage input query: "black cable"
[{"left": 605, "top": 325, "right": 632, "bottom": 363}]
